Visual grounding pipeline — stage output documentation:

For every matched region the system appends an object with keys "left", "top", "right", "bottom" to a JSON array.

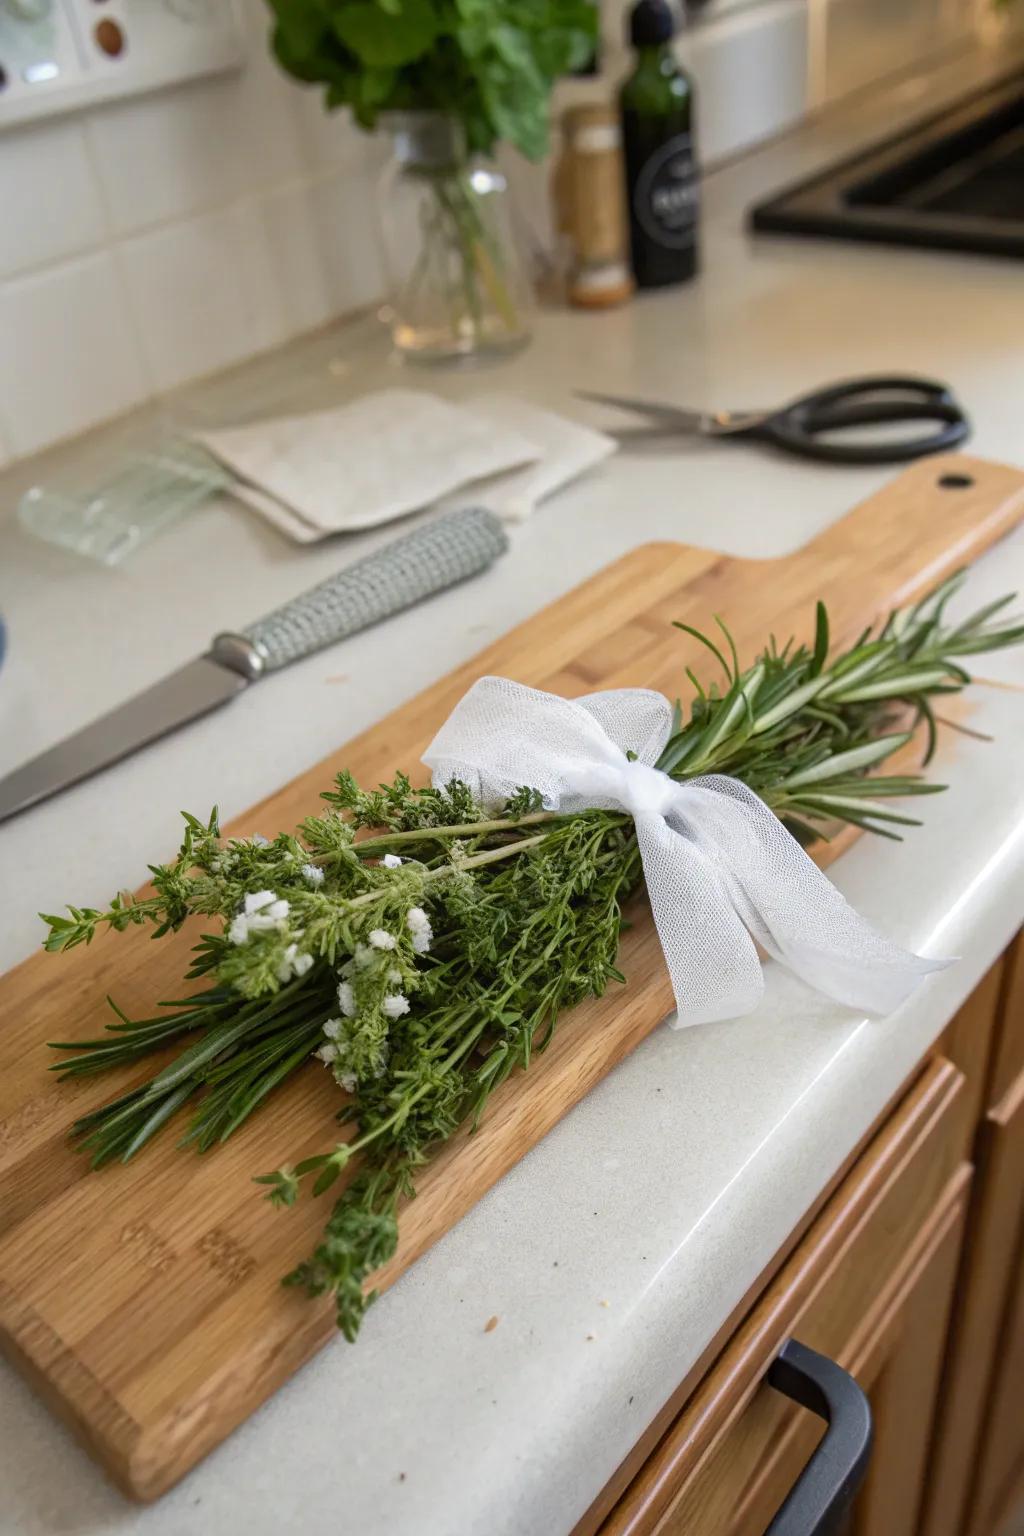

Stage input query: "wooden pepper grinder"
[{"left": 559, "top": 105, "right": 634, "bottom": 308}]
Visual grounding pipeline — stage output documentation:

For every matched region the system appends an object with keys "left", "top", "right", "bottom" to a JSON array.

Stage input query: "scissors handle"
[{"left": 756, "top": 375, "right": 970, "bottom": 465}]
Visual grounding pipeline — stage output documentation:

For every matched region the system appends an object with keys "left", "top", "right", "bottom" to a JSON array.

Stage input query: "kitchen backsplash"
[
  {"left": 0, "top": 0, "right": 994, "bottom": 467},
  {"left": 0, "top": 0, "right": 390, "bottom": 467}
]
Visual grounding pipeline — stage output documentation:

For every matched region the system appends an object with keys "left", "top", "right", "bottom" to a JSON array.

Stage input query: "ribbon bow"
[{"left": 423, "top": 677, "right": 945, "bottom": 1027}]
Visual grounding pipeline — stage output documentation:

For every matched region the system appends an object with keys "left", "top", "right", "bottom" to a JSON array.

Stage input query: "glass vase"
[{"left": 377, "top": 113, "right": 532, "bottom": 363}]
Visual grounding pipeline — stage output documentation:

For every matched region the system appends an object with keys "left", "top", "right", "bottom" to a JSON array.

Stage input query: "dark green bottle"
[{"left": 620, "top": 0, "right": 698, "bottom": 288}]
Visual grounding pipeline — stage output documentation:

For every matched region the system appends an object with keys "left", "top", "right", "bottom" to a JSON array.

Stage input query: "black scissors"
[{"left": 577, "top": 375, "right": 970, "bottom": 465}]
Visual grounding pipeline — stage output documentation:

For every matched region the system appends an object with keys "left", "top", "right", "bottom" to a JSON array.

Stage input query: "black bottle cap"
[{"left": 629, "top": 0, "right": 677, "bottom": 46}]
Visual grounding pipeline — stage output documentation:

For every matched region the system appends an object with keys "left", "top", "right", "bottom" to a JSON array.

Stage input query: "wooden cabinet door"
[
  {"left": 652, "top": 1167, "right": 971, "bottom": 1536},
  {"left": 850, "top": 1176, "right": 969, "bottom": 1536},
  {"left": 963, "top": 1063, "right": 1024, "bottom": 1536},
  {"left": 968, "top": 1225, "right": 1024, "bottom": 1536},
  {"left": 599, "top": 1059, "right": 968, "bottom": 1536},
  {"left": 921, "top": 1066, "right": 1024, "bottom": 1536}
]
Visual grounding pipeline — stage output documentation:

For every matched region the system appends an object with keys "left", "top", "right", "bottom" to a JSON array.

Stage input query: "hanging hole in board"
[{"left": 938, "top": 474, "right": 974, "bottom": 490}]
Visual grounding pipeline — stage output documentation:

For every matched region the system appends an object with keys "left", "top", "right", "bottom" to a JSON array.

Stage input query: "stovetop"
[{"left": 750, "top": 70, "right": 1024, "bottom": 260}]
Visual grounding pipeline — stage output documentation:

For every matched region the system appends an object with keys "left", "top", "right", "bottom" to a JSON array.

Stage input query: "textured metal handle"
[
  {"left": 762, "top": 1338, "right": 873, "bottom": 1536},
  {"left": 238, "top": 507, "right": 509, "bottom": 672}
]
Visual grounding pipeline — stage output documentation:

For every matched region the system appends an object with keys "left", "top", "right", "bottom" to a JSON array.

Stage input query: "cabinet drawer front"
[{"left": 603, "top": 1057, "right": 967, "bottom": 1536}]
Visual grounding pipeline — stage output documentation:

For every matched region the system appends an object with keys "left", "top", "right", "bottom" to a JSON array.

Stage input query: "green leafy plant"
[
  {"left": 265, "top": 1, "right": 596, "bottom": 353},
  {"left": 45, "top": 575, "right": 1023, "bottom": 1340},
  {"left": 265, "top": 0, "right": 598, "bottom": 161}
]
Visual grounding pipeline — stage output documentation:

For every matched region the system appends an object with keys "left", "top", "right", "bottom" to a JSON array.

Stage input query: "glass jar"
[{"left": 377, "top": 113, "right": 532, "bottom": 363}]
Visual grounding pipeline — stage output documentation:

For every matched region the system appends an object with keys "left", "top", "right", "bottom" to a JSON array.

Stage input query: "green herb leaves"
[
  {"left": 333, "top": 0, "right": 440, "bottom": 69},
  {"left": 264, "top": 0, "right": 599, "bottom": 160}
]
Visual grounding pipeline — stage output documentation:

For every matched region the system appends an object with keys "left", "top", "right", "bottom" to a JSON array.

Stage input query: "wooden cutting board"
[{"left": 2, "top": 453, "right": 1023, "bottom": 1501}]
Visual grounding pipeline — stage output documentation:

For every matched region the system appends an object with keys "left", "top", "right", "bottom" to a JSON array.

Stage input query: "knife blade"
[
  {"left": 0, "top": 655, "right": 249, "bottom": 823},
  {"left": 0, "top": 506, "right": 508, "bottom": 824}
]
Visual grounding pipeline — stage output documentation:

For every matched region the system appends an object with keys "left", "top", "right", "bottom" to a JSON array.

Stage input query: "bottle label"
[{"left": 634, "top": 134, "right": 698, "bottom": 250}]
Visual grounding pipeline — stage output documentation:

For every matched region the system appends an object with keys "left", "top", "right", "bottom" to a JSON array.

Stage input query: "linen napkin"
[
  {"left": 436, "top": 394, "right": 616, "bottom": 523},
  {"left": 194, "top": 389, "right": 540, "bottom": 543},
  {"left": 194, "top": 389, "right": 614, "bottom": 543}
]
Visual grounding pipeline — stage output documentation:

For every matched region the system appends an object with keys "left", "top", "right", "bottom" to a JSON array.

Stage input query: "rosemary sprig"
[{"left": 43, "top": 572, "right": 1023, "bottom": 1339}]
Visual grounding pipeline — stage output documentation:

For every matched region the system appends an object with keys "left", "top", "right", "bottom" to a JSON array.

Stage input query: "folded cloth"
[
  {"left": 436, "top": 395, "right": 616, "bottom": 523},
  {"left": 193, "top": 389, "right": 540, "bottom": 543}
]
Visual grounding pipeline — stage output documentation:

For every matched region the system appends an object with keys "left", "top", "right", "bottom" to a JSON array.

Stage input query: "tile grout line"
[
  {"left": 0, "top": 158, "right": 366, "bottom": 287},
  {"left": 79, "top": 111, "right": 158, "bottom": 403}
]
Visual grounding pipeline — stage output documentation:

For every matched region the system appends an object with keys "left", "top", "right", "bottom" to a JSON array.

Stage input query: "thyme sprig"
[{"left": 44, "top": 573, "right": 1023, "bottom": 1339}]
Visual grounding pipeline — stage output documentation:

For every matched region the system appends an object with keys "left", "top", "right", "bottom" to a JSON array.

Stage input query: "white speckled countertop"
[{"left": 3, "top": 39, "right": 1024, "bottom": 1536}]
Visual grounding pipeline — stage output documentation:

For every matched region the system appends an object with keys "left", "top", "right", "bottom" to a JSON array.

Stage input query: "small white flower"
[
  {"left": 315, "top": 1043, "right": 338, "bottom": 1064},
  {"left": 406, "top": 906, "right": 433, "bottom": 954},
  {"left": 301, "top": 863, "right": 325, "bottom": 887},
  {"left": 337, "top": 981, "right": 357, "bottom": 1018},
  {"left": 229, "top": 914, "right": 249, "bottom": 946},
  {"left": 267, "top": 898, "right": 290, "bottom": 921},
  {"left": 342, "top": 942, "right": 388, "bottom": 975},
  {"left": 251, "top": 834, "right": 271, "bottom": 847},
  {"left": 339, "top": 1071, "right": 357, "bottom": 1093},
  {"left": 386, "top": 967, "right": 402, "bottom": 985},
  {"left": 382, "top": 993, "right": 410, "bottom": 1020},
  {"left": 382, "top": 853, "right": 403, "bottom": 868},
  {"left": 323, "top": 1017, "right": 343, "bottom": 1040},
  {"left": 278, "top": 944, "right": 308, "bottom": 982},
  {"left": 276, "top": 942, "right": 299, "bottom": 982},
  {"left": 245, "top": 889, "right": 277, "bottom": 916},
  {"left": 210, "top": 857, "right": 222, "bottom": 873}
]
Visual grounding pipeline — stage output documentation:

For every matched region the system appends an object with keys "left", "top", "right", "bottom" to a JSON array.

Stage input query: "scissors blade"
[{"left": 575, "top": 390, "right": 710, "bottom": 435}]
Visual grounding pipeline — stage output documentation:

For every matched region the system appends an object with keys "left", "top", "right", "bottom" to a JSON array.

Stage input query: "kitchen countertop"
[{"left": 3, "top": 38, "right": 1024, "bottom": 1536}]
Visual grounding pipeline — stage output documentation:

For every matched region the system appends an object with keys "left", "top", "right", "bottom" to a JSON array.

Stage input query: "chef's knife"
[{"left": 0, "top": 506, "right": 508, "bottom": 824}]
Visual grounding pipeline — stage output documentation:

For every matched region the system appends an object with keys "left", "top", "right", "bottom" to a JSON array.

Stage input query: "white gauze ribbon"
[{"left": 422, "top": 677, "right": 947, "bottom": 1027}]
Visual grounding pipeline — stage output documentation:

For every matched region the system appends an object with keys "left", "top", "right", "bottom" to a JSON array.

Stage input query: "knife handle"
[{"left": 212, "top": 507, "right": 509, "bottom": 677}]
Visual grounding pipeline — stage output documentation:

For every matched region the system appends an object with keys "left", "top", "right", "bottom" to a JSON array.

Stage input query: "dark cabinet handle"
[{"left": 762, "top": 1338, "right": 873, "bottom": 1536}]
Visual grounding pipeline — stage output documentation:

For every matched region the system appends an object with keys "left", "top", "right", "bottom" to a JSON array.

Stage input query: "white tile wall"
[
  {"left": 119, "top": 201, "right": 289, "bottom": 392},
  {"left": 0, "top": 116, "right": 106, "bottom": 279},
  {"left": 84, "top": 31, "right": 307, "bottom": 236},
  {"left": 256, "top": 181, "right": 335, "bottom": 337},
  {"left": 310, "top": 165, "right": 393, "bottom": 317},
  {"left": 680, "top": 0, "right": 809, "bottom": 164},
  {"left": 0, "top": 0, "right": 388, "bottom": 462},
  {"left": 0, "top": 251, "right": 148, "bottom": 456},
  {"left": 285, "top": 81, "right": 387, "bottom": 174}
]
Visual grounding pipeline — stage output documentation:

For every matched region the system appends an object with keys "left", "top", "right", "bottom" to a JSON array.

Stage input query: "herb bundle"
[{"left": 45, "top": 573, "right": 1023, "bottom": 1340}]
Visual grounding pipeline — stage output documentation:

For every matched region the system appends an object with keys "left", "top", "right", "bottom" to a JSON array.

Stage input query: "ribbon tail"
[
  {"left": 634, "top": 815, "right": 765, "bottom": 1028},
  {"left": 728, "top": 872, "right": 948, "bottom": 1015},
  {"left": 682, "top": 777, "right": 950, "bottom": 1017}
]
